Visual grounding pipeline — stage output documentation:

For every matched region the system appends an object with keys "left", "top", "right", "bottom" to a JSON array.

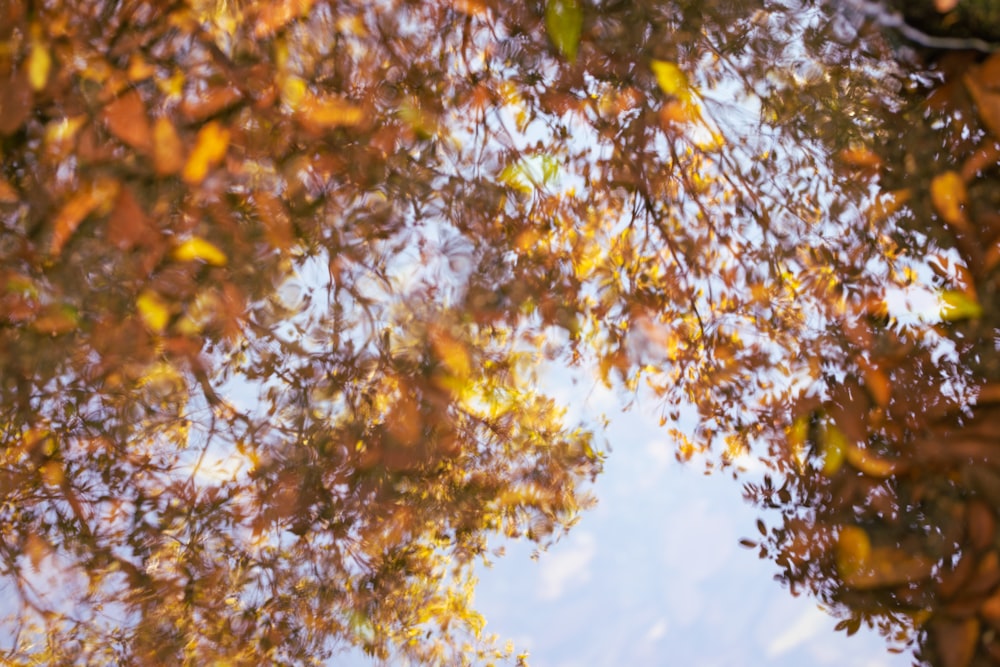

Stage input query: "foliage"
[{"left": 2, "top": 0, "right": 1000, "bottom": 665}]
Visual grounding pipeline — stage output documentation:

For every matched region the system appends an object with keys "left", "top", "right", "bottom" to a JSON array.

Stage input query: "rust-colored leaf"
[
  {"left": 51, "top": 178, "right": 121, "bottom": 256},
  {"left": 253, "top": 0, "right": 315, "bottom": 38},
  {"left": 968, "top": 500, "right": 997, "bottom": 552},
  {"left": 930, "top": 616, "right": 979, "bottom": 667},
  {"left": 180, "top": 84, "right": 243, "bottom": 123},
  {"left": 0, "top": 71, "right": 32, "bottom": 135},
  {"left": 0, "top": 177, "right": 18, "bottom": 204},
  {"left": 101, "top": 89, "right": 152, "bottom": 152},
  {"left": 966, "top": 56, "right": 1000, "bottom": 140},
  {"left": 153, "top": 116, "right": 184, "bottom": 176},
  {"left": 106, "top": 187, "right": 156, "bottom": 250}
]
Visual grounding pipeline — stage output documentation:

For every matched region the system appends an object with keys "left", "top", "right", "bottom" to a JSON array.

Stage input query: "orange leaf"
[
  {"left": 180, "top": 84, "right": 243, "bottom": 123},
  {"left": 153, "top": 117, "right": 185, "bottom": 176},
  {"left": 297, "top": 92, "right": 364, "bottom": 130},
  {"left": 930, "top": 171, "right": 971, "bottom": 234},
  {"left": 102, "top": 89, "right": 152, "bottom": 152},
  {"left": 0, "top": 71, "right": 32, "bottom": 136},
  {"left": 965, "top": 57, "right": 1000, "bottom": 140},
  {"left": 182, "top": 121, "right": 229, "bottom": 184},
  {"left": 254, "top": 0, "right": 315, "bottom": 38},
  {"left": 50, "top": 178, "right": 120, "bottom": 256}
]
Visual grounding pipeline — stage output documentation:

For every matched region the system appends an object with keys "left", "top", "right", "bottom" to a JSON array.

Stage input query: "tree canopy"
[{"left": 1, "top": 0, "right": 999, "bottom": 664}]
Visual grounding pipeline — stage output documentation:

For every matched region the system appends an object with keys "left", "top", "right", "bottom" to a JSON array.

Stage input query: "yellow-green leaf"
[
  {"left": 545, "top": 0, "right": 583, "bottom": 62},
  {"left": 939, "top": 289, "right": 983, "bottom": 322},
  {"left": 651, "top": 60, "right": 692, "bottom": 101},
  {"left": 172, "top": 237, "right": 228, "bottom": 266}
]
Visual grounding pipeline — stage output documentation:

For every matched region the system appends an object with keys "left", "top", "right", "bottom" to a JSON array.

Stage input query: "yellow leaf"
[
  {"left": 651, "top": 60, "right": 692, "bottom": 101},
  {"left": 819, "top": 419, "right": 846, "bottom": 476},
  {"left": 939, "top": 289, "right": 983, "bottom": 322},
  {"left": 787, "top": 415, "right": 810, "bottom": 469},
  {"left": 137, "top": 290, "right": 171, "bottom": 333},
  {"left": 836, "top": 525, "right": 872, "bottom": 580},
  {"left": 432, "top": 331, "right": 470, "bottom": 379},
  {"left": 298, "top": 92, "right": 364, "bottom": 129},
  {"left": 844, "top": 444, "right": 906, "bottom": 478},
  {"left": 40, "top": 460, "right": 64, "bottom": 487},
  {"left": 281, "top": 75, "right": 308, "bottom": 109},
  {"left": 930, "top": 170, "right": 971, "bottom": 234},
  {"left": 27, "top": 27, "right": 51, "bottom": 91},
  {"left": 182, "top": 121, "right": 230, "bottom": 184},
  {"left": 172, "top": 237, "right": 228, "bottom": 266}
]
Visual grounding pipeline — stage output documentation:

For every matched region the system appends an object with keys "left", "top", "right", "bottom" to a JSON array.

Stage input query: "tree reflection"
[{"left": 0, "top": 0, "right": 998, "bottom": 664}]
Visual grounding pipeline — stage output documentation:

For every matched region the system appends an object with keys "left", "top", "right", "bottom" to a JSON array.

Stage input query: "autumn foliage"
[{"left": 2, "top": 0, "right": 1000, "bottom": 664}]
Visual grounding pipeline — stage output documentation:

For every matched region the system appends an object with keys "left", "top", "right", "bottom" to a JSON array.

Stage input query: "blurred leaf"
[
  {"left": 819, "top": 418, "right": 846, "bottom": 476},
  {"left": 651, "top": 60, "right": 692, "bottom": 101},
  {"left": 0, "top": 71, "right": 32, "bottom": 135},
  {"left": 172, "top": 237, "right": 228, "bottom": 266},
  {"left": 836, "top": 525, "right": 871, "bottom": 581},
  {"left": 545, "top": 0, "right": 583, "bottom": 62},
  {"left": 939, "top": 289, "right": 983, "bottom": 322},
  {"left": 50, "top": 178, "right": 121, "bottom": 256},
  {"left": 182, "top": 121, "right": 230, "bottom": 184},
  {"left": 298, "top": 92, "right": 364, "bottom": 130},
  {"left": 153, "top": 117, "right": 185, "bottom": 176},
  {"left": 102, "top": 90, "right": 152, "bottom": 152},
  {"left": 930, "top": 171, "right": 971, "bottom": 234},
  {"left": 27, "top": 34, "right": 51, "bottom": 92},
  {"left": 136, "top": 290, "right": 172, "bottom": 333}
]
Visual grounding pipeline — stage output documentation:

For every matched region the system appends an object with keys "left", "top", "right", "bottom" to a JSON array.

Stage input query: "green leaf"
[
  {"left": 545, "top": 0, "right": 583, "bottom": 62},
  {"left": 939, "top": 289, "right": 983, "bottom": 322}
]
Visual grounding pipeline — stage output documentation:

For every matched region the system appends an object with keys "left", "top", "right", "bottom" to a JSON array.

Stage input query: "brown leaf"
[
  {"left": 965, "top": 62, "right": 1000, "bottom": 141},
  {"left": 0, "top": 177, "right": 18, "bottom": 203},
  {"left": 152, "top": 117, "right": 184, "bottom": 176},
  {"left": 180, "top": 84, "right": 243, "bottom": 123},
  {"left": 968, "top": 500, "right": 997, "bottom": 552},
  {"left": 106, "top": 186, "right": 159, "bottom": 250},
  {"left": 101, "top": 89, "right": 152, "bottom": 151},
  {"left": 0, "top": 71, "right": 32, "bottom": 135},
  {"left": 930, "top": 616, "right": 979, "bottom": 667}
]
